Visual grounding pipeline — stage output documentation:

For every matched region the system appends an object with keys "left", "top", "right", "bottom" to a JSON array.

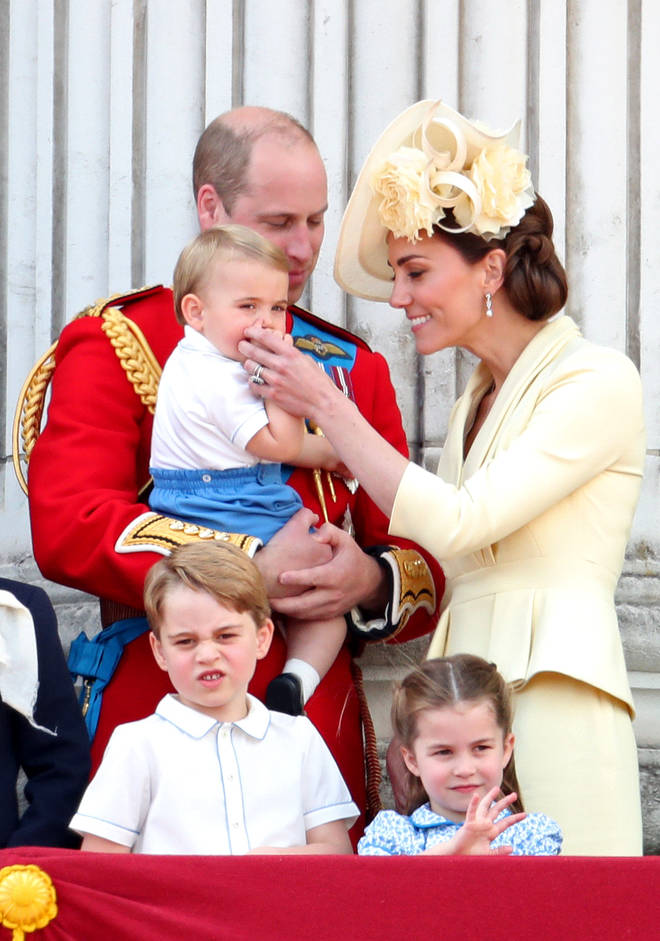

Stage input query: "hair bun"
[
  {"left": 502, "top": 195, "right": 568, "bottom": 320},
  {"left": 525, "top": 233, "right": 554, "bottom": 266}
]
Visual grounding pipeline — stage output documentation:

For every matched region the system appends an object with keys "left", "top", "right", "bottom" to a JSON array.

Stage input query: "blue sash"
[{"left": 68, "top": 617, "right": 148, "bottom": 738}]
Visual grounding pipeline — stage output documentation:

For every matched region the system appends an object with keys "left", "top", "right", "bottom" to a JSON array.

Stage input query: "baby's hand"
[
  {"left": 429, "top": 788, "right": 527, "bottom": 856},
  {"left": 320, "top": 453, "right": 354, "bottom": 480},
  {"left": 304, "top": 427, "right": 354, "bottom": 479},
  {"left": 256, "top": 320, "right": 293, "bottom": 346}
]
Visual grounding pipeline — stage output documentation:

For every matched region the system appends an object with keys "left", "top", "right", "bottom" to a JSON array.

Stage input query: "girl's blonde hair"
[
  {"left": 392, "top": 654, "right": 523, "bottom": 815},
  {"left": 172, "top": 224, "right": 289, "bottom": 325}
]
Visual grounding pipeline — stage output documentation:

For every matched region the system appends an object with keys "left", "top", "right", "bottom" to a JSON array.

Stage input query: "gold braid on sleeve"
[
  {"left": 12, "top": 344, "right": 58, "bottom": 495},
  {"left": 115, "top": 512, "right": 262, "bottom": 558},
  {"left": 100, "top": 306, "right": 162, "bottom": 413},
  {"left": 12, "top": 287, "right": 162, "bottom": 495}
]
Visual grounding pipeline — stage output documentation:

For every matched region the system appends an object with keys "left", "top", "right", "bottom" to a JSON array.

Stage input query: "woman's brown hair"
[
  {"left": 391, "top": 654, "right": 524, "bottom": 815},
  {"left": 435, "top": 195, "right": 568, "bottom": 321}
]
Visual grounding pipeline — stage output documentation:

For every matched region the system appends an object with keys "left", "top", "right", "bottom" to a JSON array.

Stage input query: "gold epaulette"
[{"left": 12, "top": 287, "right": 161, "bottom": 495}]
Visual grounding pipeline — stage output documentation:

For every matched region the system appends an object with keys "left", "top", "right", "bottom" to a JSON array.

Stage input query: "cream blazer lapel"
[{"left": 438, "top": 316, "right": 583, "bottom": 487}]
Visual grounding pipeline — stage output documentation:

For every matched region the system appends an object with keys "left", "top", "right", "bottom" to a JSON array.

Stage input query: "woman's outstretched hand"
[
  {"left": 239, "top": 324, "right": 337, "bottom": 422},
  {"left": 425, "top": 788, "right": 527, "bottom": 856},
  {"left": 240, "top": 322, "right": 409, "bottom": 520}
]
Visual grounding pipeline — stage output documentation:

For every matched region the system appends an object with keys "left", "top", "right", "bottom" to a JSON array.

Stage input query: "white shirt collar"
[
  {"left": 181, "top": 325, "right": 227, "bottom": 357},
  {"left": 155, "top": 692, "right": 270, "bottom": 740}
]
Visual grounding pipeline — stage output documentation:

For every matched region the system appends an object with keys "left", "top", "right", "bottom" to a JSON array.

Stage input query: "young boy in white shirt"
[{"left": 72, "top": 542, "right": 357, "bottom": 855}]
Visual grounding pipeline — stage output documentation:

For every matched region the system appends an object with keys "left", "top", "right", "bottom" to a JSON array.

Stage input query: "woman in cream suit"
[{"left": 239, "top": 100, "right": 645, "bottom": 855}]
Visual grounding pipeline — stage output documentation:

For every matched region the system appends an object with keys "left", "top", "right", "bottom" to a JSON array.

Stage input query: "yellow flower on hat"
[
  {"left": 335, "top": 99, "right": 538, "bottom": 301},
  {"left": 454, "top": 142, "right": 535, "bottom": 239},
  {"left": 371, "top": 147, "right": 443, "bottom": 241},
  {"left": 369, "top": 102, "right": 536, "bottom": 245}
]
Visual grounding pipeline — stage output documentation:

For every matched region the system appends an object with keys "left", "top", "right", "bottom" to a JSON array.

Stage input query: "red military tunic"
[{"left": 28, "top": 286, "right": 443, "bottom": 840}]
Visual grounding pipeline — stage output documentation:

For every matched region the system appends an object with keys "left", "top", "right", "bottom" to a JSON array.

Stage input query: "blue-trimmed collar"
[
  {"left": 410, "top": 803, "right": 457, "bottom": 829},
  {"left": 155, "top": 693, "right": 270, "bottom": 740},
  {"left": 410, "top": 802, "right": 511, "bottom": 829}
]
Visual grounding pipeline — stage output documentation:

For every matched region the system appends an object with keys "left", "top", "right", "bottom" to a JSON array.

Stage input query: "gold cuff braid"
[
  {"left": 347, "top": 546, "right": 436, "bottom": 642},
  {"left": 115, "top": 512, "right": 262, "bottom": 558},
  {"left": 387, "top": 547, "right": 436, "bottom": 636}
]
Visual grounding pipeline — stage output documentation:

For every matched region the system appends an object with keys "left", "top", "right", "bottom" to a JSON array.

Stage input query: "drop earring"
[{"left": 485, "top": 292, "right": 493, "bottom": 318}]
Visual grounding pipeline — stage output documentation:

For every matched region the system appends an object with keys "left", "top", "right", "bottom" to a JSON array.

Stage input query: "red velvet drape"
[{"left": 1, "top": 847, "right": 657, "bottom": 940}]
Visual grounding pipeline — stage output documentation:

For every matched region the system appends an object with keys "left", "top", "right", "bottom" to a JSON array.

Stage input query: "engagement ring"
[{"left": 250, "top": 364, "right": 266, "bottom": 386}]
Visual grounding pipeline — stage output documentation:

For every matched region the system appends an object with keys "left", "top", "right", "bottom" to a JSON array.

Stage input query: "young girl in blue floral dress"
[{"left": 359, "top": 655, "right": 562, "bottom": 856}]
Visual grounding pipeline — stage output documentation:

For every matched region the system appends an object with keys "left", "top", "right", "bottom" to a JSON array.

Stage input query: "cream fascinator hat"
[{"left": 334, "top": 99, "right": 536, "bottom": 301}]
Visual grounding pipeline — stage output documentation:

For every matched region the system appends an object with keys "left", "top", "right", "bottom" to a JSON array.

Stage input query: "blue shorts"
[{"left": 149, "top": 464, "right": 303, "bottom": 544}]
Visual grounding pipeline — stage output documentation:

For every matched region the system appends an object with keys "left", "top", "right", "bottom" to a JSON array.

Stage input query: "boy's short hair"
[
  {"left": 172, "top": 224, "right": 289, "bottom": 325},
  {"left": 144, "top": 542, "right": 271, "bottom": 638}
]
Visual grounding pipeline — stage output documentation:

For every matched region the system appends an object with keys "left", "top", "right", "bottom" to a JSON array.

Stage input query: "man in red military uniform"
[{"left": 27, "top": 107, "right": 443, "bottom": 839}]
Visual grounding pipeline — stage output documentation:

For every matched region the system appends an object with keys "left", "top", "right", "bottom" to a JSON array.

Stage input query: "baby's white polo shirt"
[
  {"left": 150, "top": 327, "right": 269, "bottom": 470},
  {"left": 71, "top": 694, "right": 358, "bottom": 854}
]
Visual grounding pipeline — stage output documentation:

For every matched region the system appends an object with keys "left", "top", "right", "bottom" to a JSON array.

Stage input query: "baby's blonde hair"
[{"left": 172, "top": 224, "right": 289, "bottom": 324}]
